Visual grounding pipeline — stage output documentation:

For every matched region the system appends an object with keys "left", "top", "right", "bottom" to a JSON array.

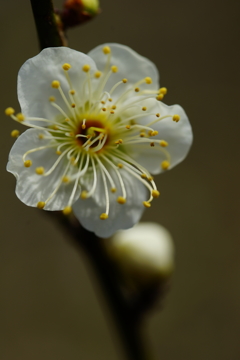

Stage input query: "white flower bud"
[{"left": 107, "top": 222, "right": 174, "bottom": 288}]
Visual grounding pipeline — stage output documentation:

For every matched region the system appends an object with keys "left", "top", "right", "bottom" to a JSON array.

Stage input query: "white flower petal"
[
  {"left": 127, "top": 99, "right": 193, "bottom": 174},
  {"left": 7, "top": 129, "right": 80, "bottom": 210},
  {"left": 73, "top": 168, "right": 147, "bottom": 238},
  {"left": 18, "top": 47, "right": 97, "bottom": 124},
  {"left": 88, "top": 43, "right": 159, "bottom": 99}
]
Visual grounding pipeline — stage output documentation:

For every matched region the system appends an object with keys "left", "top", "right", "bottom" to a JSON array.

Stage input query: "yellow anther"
[
  {"left": 117, "top": 196, "right": 126, "bottom": 204},
  {"left": 110, "top": 111, "right": 115, "bottom": 114},
  {"left": 95, "top": 71, "right": 102, "bottom": 78},
  {"left": 160, "top": 140, "right": 168, "bottom": 147},
  {"left": 161, "top": 160, "right": 170, "bottom": 170},
  {"left": 24, "top": 160, "right": 32, "bottom": 168},
  {"left": 111, "top": 105, "right": 116, "bottom": 109},
  {"left": 51, "top": 80, "right": 60, "bottom": 88},
  {"left": 65, "top": 118, "right": 70, "bottom": 122},
  {"left": 140, "top": 132, "right": 146, "bottom": 137},
  {"left": 118, "top": 163, "right": 123, "bottom": 168},
  {"left": 156, "top": 94, "right": 164, "bottom": 101},
  {"left": 62, "top": 63, "right": 71, "bottom": 71},
  {"left": 173, "top": 114, "right": 180, "bottom": 122},
  {"left": 156, "top": 113, "right": 160, "bottom": 117},
  {"left": 49, "top": 96, "right": 55, "bottom": 102},
  {"left": 11, "top": 130, "right": 20, "bottom": 138},
  {"left": 71, "top": 103, "right": 76, "bottom": 108},
  {"left": 141, "top": 173, "right": 147, "bottom": 179},
  {"left": 108, "top": 98, "right": 112, "bottom": 102},
  {"left": 122, "top": 78, "right": 128, "bottom": 83},
  {"left": 150, "top": 142, "right": 155, "bottom": 147},
  {"left": 62, "top": 176, "right": 70, "bottom": 183},
  {"left": 82, "top": 64, "right": 91, "bottom": 72},
  {"left": 111, "top": 188, "right": 117, "bottom": 193},
  {"left": 103, "top": 46, "right": 111, "bottom": 54},
  {"left": 145, "top": 77, "right": 152, "bottom": 84},
  {"left": 5, "top": 107, "right": 15, "bottom": 116},
  {"left": 152, "top": 190, "right": 160, "bottom": 198},
  {"left": 63, "top": 206, "right": 72, "bottom": 215},
  {"left": 135, "top": 87, "right": 140, "bottom": 92},
  {"left": 101, "top": 101, "right": 106, "bottom": 104},
  {"left": 37, "top": 201, "right": 45, "bottom": 209},
  {"left": 81, "top": 191, "right": 88, "bottom": 199},
  {"left": 102, "top": 107, "right": 107, "bottom": 111},
  {"left": 143, "top": 201, "right": 151, "bottom": 208},
  {"left": 148, "top": 176, "right": 153, "bottom": 181},
  {"left": 126, "top": 125, "right": 131, "bottom": 129},
  {"left": 53, "top": 125, "right": 59, "bottom": 130},
  {"left": 142, "top": 106, "right": 147, "bottom": 111},
  {"left": 35, "top": 166, "right": 44, "bottom": 175},
  {"left": 69, "top": 132, "right": 74, "bottom": 137},
  {"left": 82, "top": 124, "right": 86, "bottom": 129},
  {"left": 39, "top": 134, "right": 44, "bottom": 139},
  {"left": 70, "top": 90, "right": 75, "bottom": 95},
  {"left": 16, "top": 113, "right": 25, "bottom": 122},
  {"left": 160, "top": 87, "right": 167, "bottom": 95},
  {"left": 115, "top": 139, "right": 123, "bottom": 144},
  {"left": 111, "top": 65, "right": 118, "bottom": 73},
  {"left": 56, "top": 150, "right": 62, "bottom": 155},
  {"left": 150, "top": 130, "right": 158, "bottom": 136},
  {"left": 100, "top": 213, "right": 109, "bottom": 220}
]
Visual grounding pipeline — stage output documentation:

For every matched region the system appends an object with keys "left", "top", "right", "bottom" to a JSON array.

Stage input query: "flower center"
[{"left": 76, "top": 118, "right": 108, "bottom": 151}]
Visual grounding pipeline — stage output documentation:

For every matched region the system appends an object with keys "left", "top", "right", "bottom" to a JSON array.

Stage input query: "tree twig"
[
  {"left": 51, "top": 213, "right": 155, "bottom": 360},
  {"left": 30, "top": 1, "right": 155, "bottom": 357},
  {"left": 30, "top": 0, "right": 64, "bottom": 49}
]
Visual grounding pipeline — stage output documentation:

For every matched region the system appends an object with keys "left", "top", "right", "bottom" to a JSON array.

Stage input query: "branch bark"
[
  {"left": 30, "top": 0, "right": 64, "bottom": 49},
  {"left": 30, "top": 1, "right": 155, "bottom": 358},
  {"left": 52, "top": 213, "right": 155, "bottom": 360}
]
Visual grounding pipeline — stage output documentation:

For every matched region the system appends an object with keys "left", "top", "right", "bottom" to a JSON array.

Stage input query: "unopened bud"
[
  {"left": 81, "top": 0, "right": 99, "bottom": 15},
  {"left": 108, "top": 222, "right": 174, "bottom": 286},
  {"left": 60, "top": 0, "right": 100, "bottom": 29}
]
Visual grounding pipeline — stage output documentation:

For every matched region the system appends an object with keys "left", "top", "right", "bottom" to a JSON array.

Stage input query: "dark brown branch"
[
  {"left": 30, "top": 0, "right": 64, "bottom": 49},
  {"left": 51, "top": 212, "right": 155, "bottom": 360},
  {"left": 30, "top": 2, "right": 156, "bottom": 358}
]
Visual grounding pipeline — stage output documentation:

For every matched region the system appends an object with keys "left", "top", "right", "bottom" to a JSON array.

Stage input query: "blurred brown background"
[{"left": 0, "top": 0, "right": 240, "bottom": 359}]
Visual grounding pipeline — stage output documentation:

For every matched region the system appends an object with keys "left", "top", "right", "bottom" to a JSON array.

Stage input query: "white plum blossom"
[{"left": 6, "top": 44, "right": 193, "bottom": 238}]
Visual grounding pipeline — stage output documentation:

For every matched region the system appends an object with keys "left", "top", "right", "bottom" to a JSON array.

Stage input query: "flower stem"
[
  {"left": 30, "top": 0, "right": 64, "bottom": 49},
  {"left": 52, "top": 213, "right": 155, "bottom": 360},
  {"left": 30, "top": 2, "right": 156, "bottom": 357}
]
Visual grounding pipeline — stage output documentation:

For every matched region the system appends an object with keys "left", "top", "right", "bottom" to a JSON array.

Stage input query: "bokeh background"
[{"left": 0, "top": 0, "right": 240, "bottom": 359}]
